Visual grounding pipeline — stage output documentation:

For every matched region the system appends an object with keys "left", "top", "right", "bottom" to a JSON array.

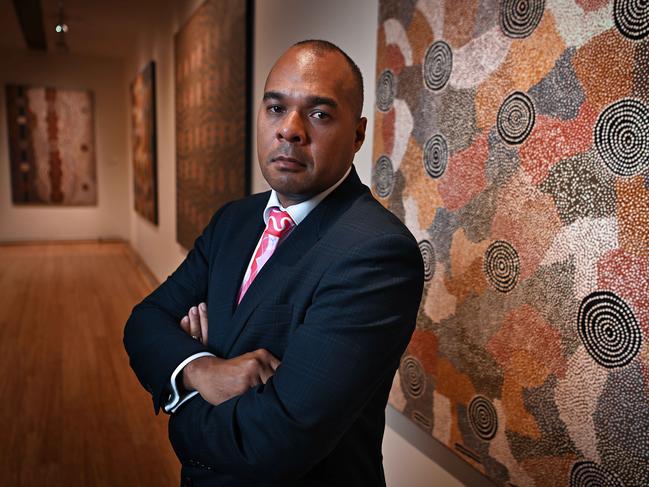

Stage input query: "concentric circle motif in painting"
[
  {"left": 484, "top": 240, "right": 520, "bottom": 293},
  {"left": 423, "top": 134, "right": 448, "bottom": 179},
  {"left": 500, "top": 0, "right": 545, "bottom": 38},
  {"left": 376, "top": 69, "right": 396, "bottom": 112},
  {"left": 570, "top": 460, "right": 626, "bottom": 487},
  {"left": 373, "top": 155, "right": 395, "bottom": 198},
  {"left": 418, "top": 240, "right": 436, "bottom": 282},
  {"left": 468, "top": 395, "right": 498, "bottom": 441},
  {"left": 423, "top": 41, "right": 453, "bottom": 91},
  {"left": 594, "top": 98, "right": 649, "bottom": 177},
  {"left": 497, "top": 91, "right": 536, "bottom": 145},
  {"left": 577, "top": 291, "right": 642, "bottom": 368},
  {"left": 400, "top": 355, "right": 426, "bottom": 399},
  {"left": 613, "top": 0, "right": 649, "bottom": 40}
]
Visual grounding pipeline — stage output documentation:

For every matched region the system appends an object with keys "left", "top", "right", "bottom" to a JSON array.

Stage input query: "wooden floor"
[{"left": 0, "top": 241, "right": 179, "bottom": 487}]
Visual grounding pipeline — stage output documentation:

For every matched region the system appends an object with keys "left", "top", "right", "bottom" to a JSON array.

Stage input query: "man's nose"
[{"left": 277, "top": 110, "right": 307, "bottom": 144}]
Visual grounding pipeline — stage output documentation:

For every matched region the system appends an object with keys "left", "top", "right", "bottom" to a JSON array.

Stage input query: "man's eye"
[
  {"left": 312, "top": 111, "right": 329, "bottom": 120},
  {"left": 268, "top": 105, "right": 283, "bottom": 114}
]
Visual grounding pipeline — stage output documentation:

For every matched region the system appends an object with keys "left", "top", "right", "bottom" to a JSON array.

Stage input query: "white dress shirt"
[{"left": 164, "top": 166, "right": 351, "bottom": 413}]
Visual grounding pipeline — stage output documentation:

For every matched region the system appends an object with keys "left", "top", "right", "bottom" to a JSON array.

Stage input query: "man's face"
[{"left": 257, "top": 47, "right": 367, "bottom": 207}]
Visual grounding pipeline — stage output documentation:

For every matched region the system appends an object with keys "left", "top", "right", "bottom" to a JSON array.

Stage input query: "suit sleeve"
[
  {"left": 123, "top": 204, "right": 229, "bottom": 415},
  {"left": 168, "top": 232, "right": 424, "bottom": 480}
]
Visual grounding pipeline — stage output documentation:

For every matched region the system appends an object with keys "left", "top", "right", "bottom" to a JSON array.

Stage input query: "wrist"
[
  {"left": 182, "top": 358, "right": 201, "bottom": 391},
  {"left": 182, "top": 355, "right": 219, "bottom": 391}
]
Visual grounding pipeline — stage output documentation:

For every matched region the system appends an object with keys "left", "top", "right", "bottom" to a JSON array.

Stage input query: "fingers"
[
  {"left": 189, "top": 306, "right": 201, "bottom": 341},
  {"left": 198, "top": 302, "right": 208, "bottom": 344},
  {"left": 180, "top": 303, "right": 208, "bottom": 344},
  {"left": 255, "top": 348, "right": 281, "bottom": 369},
  {"left": 253, "top": 349, "right": 281, "bottom": 384},
  {"left": 180, "top": 315, "right": 190, "bottom": 334}
]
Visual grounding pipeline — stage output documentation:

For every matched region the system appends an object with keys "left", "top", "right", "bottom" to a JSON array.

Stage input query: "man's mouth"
[{"left": 271, "top": 156, "right": 306, "bottom": 169}]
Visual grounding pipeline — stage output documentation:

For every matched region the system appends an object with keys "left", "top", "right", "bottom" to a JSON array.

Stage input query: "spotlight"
[{"left": 54, "top": 1, "right": 69, "bottom": 50}]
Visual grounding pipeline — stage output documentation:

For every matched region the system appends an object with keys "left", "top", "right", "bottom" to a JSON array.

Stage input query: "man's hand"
[
  {"left": 178, "top": 302, "right": 281, "bottom": 406},
  {"left": 182, "top": 350, "right": 281, "bottom": 406}
]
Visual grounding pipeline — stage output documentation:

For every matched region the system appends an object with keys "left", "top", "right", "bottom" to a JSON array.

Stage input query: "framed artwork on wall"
[
  {"left": 175, "top": 0, "right": 252, "bottom": 249},
  {"left": 5, "top": 84, "right": 97, "bottom": 205},
  {"left": 374, "top": 1, "right": 649, "bottom": 485},
  {"left": 131, "top": 60, "right": 159, "bottom": 225}
]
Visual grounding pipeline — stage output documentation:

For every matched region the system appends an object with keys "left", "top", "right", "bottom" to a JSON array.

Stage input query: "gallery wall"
[
  {"left": 0, "top": 48, "right": 129, "bottom": 242},
  {"left": 124, "top": 0, "right": 204, "bottom": 284}
]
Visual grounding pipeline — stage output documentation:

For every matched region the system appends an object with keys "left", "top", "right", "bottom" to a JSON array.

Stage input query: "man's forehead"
[
  {"left": 265, "top": 48, "right": 354, "bottom": 106},
  {"left": 272, "top": 46, "right": 341, "bottom": 72},
  {"left": 266, "top": 47, "right": 351, "bottom": 89},
  {"left": 283, "top": 48, "right": 324, "bottom": 72}
]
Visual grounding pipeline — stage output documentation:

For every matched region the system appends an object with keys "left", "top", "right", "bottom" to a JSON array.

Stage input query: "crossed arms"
[
  {"left": 178, "top": 302, "right": 280, "bottom": 408},
  {"left": 123, "top": 206, "right": 424, "bottom": 481}
]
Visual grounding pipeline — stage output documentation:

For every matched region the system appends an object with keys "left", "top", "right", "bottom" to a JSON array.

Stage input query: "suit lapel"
[
  {"left": 222, "top": 203, "right": 322, "bottom": 356},
  {"left": 209, "top": 198, "right": 265, "bottom": 353},
  {"left": 220, "top": 166, "right": 369, "bottom": 357}
]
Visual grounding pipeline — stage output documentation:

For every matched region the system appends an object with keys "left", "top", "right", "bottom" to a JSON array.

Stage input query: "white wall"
[{"left": 0, "top": 48, "right": 129, "bottom": 242}]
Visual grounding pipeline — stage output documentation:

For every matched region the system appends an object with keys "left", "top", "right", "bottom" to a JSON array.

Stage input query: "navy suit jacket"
[{"left": 124, "top": 167, "right": 424, "bottom": 486}]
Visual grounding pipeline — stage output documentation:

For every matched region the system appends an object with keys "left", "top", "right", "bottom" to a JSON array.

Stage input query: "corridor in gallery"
[{"left": 0, "top": 241, "right": 179, "bottom": 487}]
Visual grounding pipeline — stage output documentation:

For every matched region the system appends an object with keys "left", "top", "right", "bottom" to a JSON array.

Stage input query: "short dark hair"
[{"left": 292, "top": 39, "right": 364, "bottom": 118}]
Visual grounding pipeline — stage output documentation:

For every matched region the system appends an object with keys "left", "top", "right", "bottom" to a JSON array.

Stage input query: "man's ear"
[{"left": 354, "top": 117, "right": 367, "bottom": 152}]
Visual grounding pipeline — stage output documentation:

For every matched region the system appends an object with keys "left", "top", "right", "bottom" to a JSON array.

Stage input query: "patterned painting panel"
[
  {"left": 131, "top": 61, "right": 158, "bottom": 225},
  {"left": 374, "top": 1, "right": 649, "bottom": 485},
  {"left": 6, "top": 84, "right": 97, "bottom": 205},
  {"left": 175, "top": 0, "right": 250, "bottom": 249}
]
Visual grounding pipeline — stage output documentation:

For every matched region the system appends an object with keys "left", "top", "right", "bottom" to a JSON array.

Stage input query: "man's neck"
[
  {"left": 277, "top": 193, "right": 311, "bottom": 208},
  {"left": 264, "top": 166, "right": 353, "bottom": 226}
]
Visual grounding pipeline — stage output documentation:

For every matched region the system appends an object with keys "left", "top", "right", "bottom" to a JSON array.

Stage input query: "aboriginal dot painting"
[
  {"left": 373, "top": 1, "right": 649, "bottom": 485},
  {"left": 175, "top": 0, "right": 250, "bottom": 249}
]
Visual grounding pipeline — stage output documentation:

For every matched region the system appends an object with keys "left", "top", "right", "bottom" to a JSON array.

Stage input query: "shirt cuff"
[{"left": 164, "top": 351, "right": 216, "bottom": 414}]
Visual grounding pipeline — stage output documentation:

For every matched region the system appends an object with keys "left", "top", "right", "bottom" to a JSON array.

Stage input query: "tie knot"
[{"left": 266, "top": 209, "right": 295, "bottom": 237}]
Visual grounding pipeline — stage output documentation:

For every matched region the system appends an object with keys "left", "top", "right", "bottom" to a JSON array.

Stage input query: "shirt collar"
[{"left": 263, "top": 166, "right": 352, "bottom": 226}]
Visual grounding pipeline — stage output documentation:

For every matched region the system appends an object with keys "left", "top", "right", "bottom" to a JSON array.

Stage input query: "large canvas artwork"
[
  {"left": 5, "top": 84, "right": 97, "bottom": 205},
  {"left": 131, "top": 61, "right": 158, "bottom": 225},
  {"left": 373, "top": 1, "right": 649, "bottom": 485},
  {"left": 175, "top": 0, "right": 250, "bottom": 249}
]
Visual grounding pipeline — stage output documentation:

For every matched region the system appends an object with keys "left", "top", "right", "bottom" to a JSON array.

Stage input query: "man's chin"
[
  {"left": 270, "top": 183, "right": 307, "bottom": 197},
  {"left": 268, "top": 180, "right": 317, "bottom": 205},
  {"left": 268, "top": 172, "right": 306, "bottom": 191}
]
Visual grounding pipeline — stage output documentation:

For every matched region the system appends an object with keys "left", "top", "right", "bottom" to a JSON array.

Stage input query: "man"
[{"left": 124, "top": 40, "right": 424, "bottom": 487}]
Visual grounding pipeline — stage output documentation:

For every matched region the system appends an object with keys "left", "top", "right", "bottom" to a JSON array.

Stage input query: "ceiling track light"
[{"left": 55, "top": 0, "right": 69, "bottom": 50}]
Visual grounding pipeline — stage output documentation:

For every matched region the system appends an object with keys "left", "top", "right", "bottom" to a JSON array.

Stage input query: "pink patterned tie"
[{"left": 237, "top": 208, "right": 295, "bottom": 304}]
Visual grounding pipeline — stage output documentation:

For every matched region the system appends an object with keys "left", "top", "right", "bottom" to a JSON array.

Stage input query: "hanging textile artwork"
[{"left": 6, "top": 84, "right": 97, "bottom": 205}]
